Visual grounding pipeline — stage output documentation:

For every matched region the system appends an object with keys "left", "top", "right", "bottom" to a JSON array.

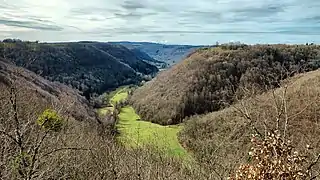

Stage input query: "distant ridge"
[
  {"left": 0, "top": 40, "right": 158, "bottom": 95},
  {"left": 109, "top": 41, "right": 208, "bottom": 65}
]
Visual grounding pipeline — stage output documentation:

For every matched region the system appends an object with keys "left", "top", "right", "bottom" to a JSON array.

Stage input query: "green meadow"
[{"left": 99, "top": 87, "right": 189, "bottom": 159}]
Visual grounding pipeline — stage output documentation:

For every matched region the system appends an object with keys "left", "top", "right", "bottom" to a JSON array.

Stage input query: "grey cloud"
[
  {"left": 221, "top": 4, "right": 286, "bottom": 23},
  {"left": 121, "top": 0, "right": 145, "bottom": 10},
  {"left": 179, "top": 10, "right": 222, "bottom": 24},
  {"left": 114, "top": 11, "right": 157, "bottom": 19},
  {"left": 95, "top": 29, "right": 291, "bottom": 35},
  {"left": 120, "top": 0, "right": 170, "bottom": 13},
  {"left": 155, "top": 3, "right": 285, "bottom": 27},
  {"left": 70, "top": 7, "right": 118, "bottom": 16},
  {"left": 147, "top": 5, "right": 171, "bottom": 13},
  {"left": 0, "top": 19, "right": 63, "bottom": 31},
  {"left": 89, "top": 17, "right": 102, "bottom": 21},
  {"left": 2, "top": 0, "right": 320, "bottom": 44},
  {"left": 301, "top": 15, "right": 320, "bottom": 23},
  {"left": 69, "top": 6, "right": 157, "bottom": 21},
  {"left": 0, "top": 1, "right": 18, "bottom": 9},
  {"left": 115, "top": 0, "right": 158, "bottom": 20},
  {"left": 93, "top": 24, "right": 320, "bottom": 36},
  {"left": 234, "top": 4, "right": 284, "bottom": 18}
]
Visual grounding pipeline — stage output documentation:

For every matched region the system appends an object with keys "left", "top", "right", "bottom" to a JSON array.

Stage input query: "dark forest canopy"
[{"left": 0, "top": 41, "right": 158, "bottom": 97}]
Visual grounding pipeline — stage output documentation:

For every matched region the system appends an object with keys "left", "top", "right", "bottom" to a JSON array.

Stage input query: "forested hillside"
[
  {"left": 0, "top": 41, "right": 158, "bottom": 96},
  {"left": 179, "top": 70, "right": 320, "bottom": 178},
  {"left": 0, "top": 59, "right": 97, "bottom": 125},
  {"left": 130, "top": 44, "right": 320, "bottom": 125}
]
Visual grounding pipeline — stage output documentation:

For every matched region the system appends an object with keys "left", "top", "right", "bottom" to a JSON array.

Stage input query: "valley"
[
  {"left": 99, "top": 87, "right": 189, "bottom": 158},
  {"left": 110, "top": 41, "right": 206, "bottom": 66},
  {"left": 2, "top": 0, "right": 320, "bottom": 178},
  {"left": 1, "top": 40, "right": 320, "bottom": 179}
]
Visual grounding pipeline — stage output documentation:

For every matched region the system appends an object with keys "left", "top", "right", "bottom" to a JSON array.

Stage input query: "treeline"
[
  {"left": 130, "top": 44, "right": 320, "bottom": 125},
  {"left": 0, "top": 41, "right": 158, "bottom": 99}
]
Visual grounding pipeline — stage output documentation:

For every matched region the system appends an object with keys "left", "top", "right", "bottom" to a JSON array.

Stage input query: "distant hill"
[
  {"left": 109, "top": 41, "right": 206, "bottom": 65},
  {"left": 0, "top": 41, "right": 158, "bottom": 96},
  {"left": 130, "top": 44, "right": 320, "bottom": 125},
  {"left": 130, "top": 48, "right": 168, "bottom": 69}
]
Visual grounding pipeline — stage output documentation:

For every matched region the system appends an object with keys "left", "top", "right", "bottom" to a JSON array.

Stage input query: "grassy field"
[
  {"left": 98, "top": 86, "right": 129, "bottom": 115},
  {"left": 117, "top": 106, "right": 187, "bottom": 157},
  {"left": 110, "top": 87, "right": 128, "bottom": 105},
  {"left": 100, "top": 87, "right": 189, "bottom": 159}
]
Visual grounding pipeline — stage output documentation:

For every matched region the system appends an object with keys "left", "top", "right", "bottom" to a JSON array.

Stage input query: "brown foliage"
[
  {"left": 179, "top": 70, "right": 320, "bottom": 179},
  {"left": 130, "top": 44, "right": 320, "bottom": 125},
  {"left": 229, "top": 132, "right": 312, "bottom": 180}
]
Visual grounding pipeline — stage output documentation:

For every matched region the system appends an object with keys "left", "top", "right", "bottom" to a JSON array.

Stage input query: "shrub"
[
  {"left": 37, "top": 109, "right": 64, "bottom": 132},
  {"left": 229, "top": 131, "right": 314, "bottom": 180}
]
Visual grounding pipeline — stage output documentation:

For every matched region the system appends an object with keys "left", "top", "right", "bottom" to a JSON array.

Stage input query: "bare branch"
[
  {"left": 272, "top": 90, "right": 284, "bottom": 131},
  {"left": 0, "top": 130, "right": 19, "bottom": 145},
  {"left": 41, "top": 147, "right": 91, "bottom": 158},
  {"left": 307, "top": 153, "right": 320, "bottom": 172},
  {"left": 27, "top": 131, "right": 49, "bottom": 180},
  {"left": 282, "top": 86, "right": 289, "bottom": 139},
  {"left": 10, "top": 86, "right": 24, "bottom": 152},
  {"left": 288, "top": 103, "right": 312, "bottom": 120}
]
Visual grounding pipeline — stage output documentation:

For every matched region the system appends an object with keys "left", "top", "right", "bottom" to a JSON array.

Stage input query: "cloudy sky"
[{"left": 1, "top": 0, "right": 320, "bottom": 45}]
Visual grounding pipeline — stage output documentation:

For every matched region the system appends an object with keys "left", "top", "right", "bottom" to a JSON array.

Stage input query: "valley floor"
[{"left": 99, "top": 88, "right": 189, "bottom": 158}]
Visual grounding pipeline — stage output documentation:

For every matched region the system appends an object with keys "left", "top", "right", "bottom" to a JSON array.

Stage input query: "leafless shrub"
[{"left": 229, "top": 131, "right": 318, "bottom": 180}]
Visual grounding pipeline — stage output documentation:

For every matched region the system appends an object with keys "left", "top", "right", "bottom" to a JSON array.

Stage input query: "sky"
[{"left": 0, "top": 0, "right": 320, "bottom": 45}]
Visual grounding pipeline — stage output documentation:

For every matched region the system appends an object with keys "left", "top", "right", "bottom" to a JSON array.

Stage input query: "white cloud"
[{"left": 0, "top": 0, "right": 320, "bottom": 44}]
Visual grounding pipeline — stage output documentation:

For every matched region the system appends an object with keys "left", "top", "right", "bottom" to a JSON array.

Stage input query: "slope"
[
  {"left": 130, "top": 44, "right": 320, "bottom": 125},
  {"left": 0, "top": 41, "right": 158, "bottom": 95},
  {"left": 87, "top": 42, "right": 159, "bottom": 75},
  {"left": 179, "top": 69, "right": 320, "bottom": 178},
  {"left": 0, "top": 59, "right": 98, "bottom": 125},
  {"left": 128, "top": 48, "right": 168, "bottom": 69}
]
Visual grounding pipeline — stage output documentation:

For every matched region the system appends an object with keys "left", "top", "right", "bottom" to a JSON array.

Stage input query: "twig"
[
  {"left": 282, "top": 86, "right": 289, "bottom": 140},
  {"left": 272, "top": 90, "right": 284, "bottom": 131},
  {"left": 0, "top": 130, "right": 19, "bottom": 145},
  {"left": 310, "top": 172, "right": 320, "bottom": 180},
  {"left": 288, "top": 103, "right": 312, "bottom": 120},
  {"left": 41, "top": 147, "right": 91, "bottom": 158},
  {"left": 10, "top": 87, "right": 24, "bottom": 152},
  {"left": 27, "top": 131, "right": 49, "bottom": 179},
  {"left": 307, "top": 153, "right": 320, "bottom": 171}
]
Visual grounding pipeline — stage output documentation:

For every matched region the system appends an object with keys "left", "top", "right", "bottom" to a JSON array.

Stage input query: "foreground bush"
[{"left": 229, "top": 131, "right": 316, "bottom": 179}]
